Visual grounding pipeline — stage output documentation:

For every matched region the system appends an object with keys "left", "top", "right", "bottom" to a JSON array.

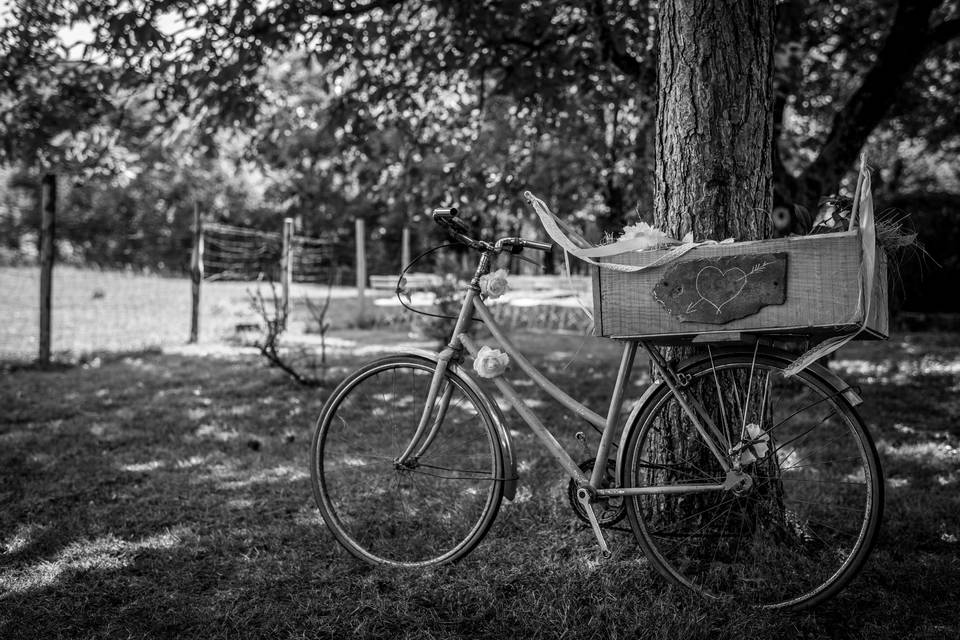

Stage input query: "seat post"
[{"left": 590, "top": 341, "right": 638, "bottom": 487}]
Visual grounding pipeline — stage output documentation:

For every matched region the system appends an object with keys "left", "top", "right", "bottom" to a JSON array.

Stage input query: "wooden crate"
[{"left": 591, "top": 231, "right": 888, "bottom": 342}]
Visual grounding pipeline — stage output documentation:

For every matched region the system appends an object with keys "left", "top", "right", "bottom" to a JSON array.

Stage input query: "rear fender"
[
  {"left": 674, "top": 346, "right": 863, "bottom": 406},
  {"left": 614, "top": 379, "right": 668, "bottom": 491}
]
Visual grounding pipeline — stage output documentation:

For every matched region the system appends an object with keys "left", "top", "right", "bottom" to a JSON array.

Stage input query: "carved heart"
[{"left": 694, "top": 266, "right": 747, "bottom": 313}]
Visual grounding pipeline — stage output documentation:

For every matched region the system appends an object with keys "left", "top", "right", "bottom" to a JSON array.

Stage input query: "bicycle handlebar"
[
  {"left": 508, "top": 238, "right": 552, "bottom": 253},
  {"left": 432, "top": 208, "right": 471, "bottom": 235},
  {"left": 431, "top": 207, "right": 552, "bottom": 255}
]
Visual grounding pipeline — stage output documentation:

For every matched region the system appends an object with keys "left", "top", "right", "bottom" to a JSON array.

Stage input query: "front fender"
[{"left": 399, "top": 348, "right": 518, "bottom": 501}]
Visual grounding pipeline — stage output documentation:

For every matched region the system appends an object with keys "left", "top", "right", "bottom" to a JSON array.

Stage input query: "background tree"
[{"left": 2, "top": 1, "right": 958, "bottom": 285}]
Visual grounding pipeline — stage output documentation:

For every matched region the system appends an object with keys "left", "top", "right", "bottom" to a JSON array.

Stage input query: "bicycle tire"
[
  {"left": 620, "top": 347, "right": 883, "bottom": 610},
  {"left": 311, "top": 354, "right": 506, "bottom": 567}
]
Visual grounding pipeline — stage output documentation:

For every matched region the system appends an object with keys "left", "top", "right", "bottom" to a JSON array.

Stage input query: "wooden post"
[
  {"left": 401, "top": 225, "right": 411, "bottom": 271},
  {"left": 189, "top": 203, "right": 203, "bottom": 343},
  {"left": 38, "top": 173, "right": 56, "bottom": 364},
  {"left": 355, "top": 218, "right": 367, "bottom": 317},
  {"left": 281, "top": 217, "right": 294, "bottom": 329}
]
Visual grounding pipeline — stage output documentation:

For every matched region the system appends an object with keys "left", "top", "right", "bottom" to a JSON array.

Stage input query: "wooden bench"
[
  {"left": 369, "top": 273, "right": 441, "bottom": 290},
  {"left": 368, "top": 272, "right": 591, "bottom": 293},
  {"left": 508, "top": 275, "right": 591, "bottom": 293}
]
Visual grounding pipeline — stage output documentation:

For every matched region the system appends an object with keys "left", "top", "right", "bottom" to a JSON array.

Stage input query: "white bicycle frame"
[{"left": 393, "top": 257, "right": 750, "bottom": 552}]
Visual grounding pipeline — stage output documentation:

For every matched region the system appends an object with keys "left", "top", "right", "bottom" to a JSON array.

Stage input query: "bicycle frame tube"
[
  {"left": 410, "top": 282, "right": 729, "bottom": 496},
  {"left": 470, "top": 300, "right": 606, "bottom": 430},
  {"left": 459, "top": 333, "right": 590, "bottom": 485},
  {"left": 643, "top": 342, "right": 733, "bottom": 473},
  {"left": 465, "top": 298, "right": 636, "bottom": 489},
  {"left": 590, "top": 341, "right": 636, "bottom": 488},
  {"left": 598, "top": 483, "right": 727, "bottom": 497}
]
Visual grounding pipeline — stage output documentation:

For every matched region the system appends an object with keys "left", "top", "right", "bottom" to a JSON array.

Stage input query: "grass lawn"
[
  {"left": 2, "top": 331, "right": 959, "bottom": 639},
  {"left": 0, "top": 265, "right": 395, "bottom": 361}
]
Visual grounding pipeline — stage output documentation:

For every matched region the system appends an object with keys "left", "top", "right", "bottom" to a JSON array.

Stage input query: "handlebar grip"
[
  {"left": 522, "top": 239, "right": 553, "bottom": 252},
  {"left": 433, "top": 207, "right": 470, "bottom": 234}
]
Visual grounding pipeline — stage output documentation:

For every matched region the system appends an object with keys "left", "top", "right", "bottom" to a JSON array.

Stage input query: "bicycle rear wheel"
[
  {"left": 621, "top": 348, "right": 883, "bottom": 610},
  {"left": 311, "top": 355, "right": 505, "bottom": 567}
]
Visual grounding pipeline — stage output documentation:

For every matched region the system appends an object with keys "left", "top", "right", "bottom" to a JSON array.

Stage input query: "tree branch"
[
  {"left": 591, "top": 0, "right": 652, "bottom": 83},
  {"left": 798, "top": 0, "right": 943, "bottom": 203},
  {"left": 931, "top": 16, "right": 960, "bottom": 44}
]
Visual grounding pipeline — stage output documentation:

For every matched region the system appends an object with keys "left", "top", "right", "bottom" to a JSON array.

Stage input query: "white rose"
[
  {"left": 473, "top": 345, "right": 509, "bottom": 379},
  {"left": 619, "top": 221, "right": 676, "bottom": 250},
  {"left": 739, "top": 423, "right": 770, "bottom": 466},
  {"left": 479, "top": 268, "right": 509, "bottom": 299}
]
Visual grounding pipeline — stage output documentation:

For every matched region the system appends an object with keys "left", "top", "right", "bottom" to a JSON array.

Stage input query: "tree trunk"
[
  {"left": 649, "top": 0, "right": 777, "bottom": 537},
  {"left": 654, "top": 0, "right": 774, "bottom": 242},
  {"left": 654, "top": 0, "right": 774, "bottom": 355}
]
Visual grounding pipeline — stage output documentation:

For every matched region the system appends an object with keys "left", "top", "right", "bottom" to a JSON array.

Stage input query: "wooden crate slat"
[{"left": 594, "top": 231, "right": 888, "bottom": 341}]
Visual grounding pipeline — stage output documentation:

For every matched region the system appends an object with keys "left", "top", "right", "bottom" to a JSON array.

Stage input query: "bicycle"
[{"left": 309, "top": 204, "right": 884, "bottom": 611}]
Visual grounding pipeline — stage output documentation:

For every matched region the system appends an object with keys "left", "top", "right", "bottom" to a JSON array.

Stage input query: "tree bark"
[
  {"left": 649, "top": 0, "right": 777, "bottom": 534},
  {"left": 654, "top": 0, "right": 774, "bottom": 243}
]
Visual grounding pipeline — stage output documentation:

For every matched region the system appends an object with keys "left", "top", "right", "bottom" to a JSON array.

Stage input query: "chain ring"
[{"left": 566, "top": 457, "right": 626, "bottom": 527}]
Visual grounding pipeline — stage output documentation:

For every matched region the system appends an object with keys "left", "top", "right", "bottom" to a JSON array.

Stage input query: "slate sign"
[{"left": 652, "top": 252, "right": 788, "bottom": 324}]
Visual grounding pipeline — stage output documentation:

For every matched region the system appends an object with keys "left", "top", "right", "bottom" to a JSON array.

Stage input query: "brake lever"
[{"left": 448, "top": 217, "right": 471, "bottom": 235}]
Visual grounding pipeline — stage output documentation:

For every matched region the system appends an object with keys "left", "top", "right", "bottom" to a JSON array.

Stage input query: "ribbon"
[{"left": 523, "top": 191, "right": 707, "bottom": 273}]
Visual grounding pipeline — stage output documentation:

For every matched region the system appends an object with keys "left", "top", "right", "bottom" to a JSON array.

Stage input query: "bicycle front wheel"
[
  {"left": 621, "top": 348, "right": 883, "bottom": 610},
  {"left": 311, "top": 355, "right": 505, "bottom": 567}
]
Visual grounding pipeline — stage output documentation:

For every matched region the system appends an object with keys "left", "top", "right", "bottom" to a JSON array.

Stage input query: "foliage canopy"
[{"left": 1, "top": 0, "right": 958, "bottom": 271}]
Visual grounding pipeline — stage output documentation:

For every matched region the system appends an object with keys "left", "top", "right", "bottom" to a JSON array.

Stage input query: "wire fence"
[
  {"left": 0, "top": 217, "right": 595, "bottom": 362},
  {"left": 202, "top": 221, "right": 353, "bottom": 284},
  {"left": 202, "top": 222, "right": 282, "bottom": 282},
  {"left": 1, "top": 266, "right": 203, "bottom": 360},
  {"left": 0, "top": 219, "right": 354, "bottom": 362}
]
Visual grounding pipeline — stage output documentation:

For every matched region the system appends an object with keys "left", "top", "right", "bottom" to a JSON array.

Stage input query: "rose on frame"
[
  {"left": 738, "top": 423, "right": 771, "bottom": 466},
  {"left": 473, "top": 345, "right": 509, "bottom": 379},
  {"left": 479, "top": 268, "right": 509, "bottom": 299}
]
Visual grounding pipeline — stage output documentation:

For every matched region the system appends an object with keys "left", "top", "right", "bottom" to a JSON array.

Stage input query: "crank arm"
[{"left": 576, "top": 488, "right": 611, "bottom": 559}]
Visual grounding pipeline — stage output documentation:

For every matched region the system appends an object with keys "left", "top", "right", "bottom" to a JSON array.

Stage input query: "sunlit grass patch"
[
  {"left": 1, "top": 528, "right": 188, "bottom": 596},
  {"left": 0, "top": 332, "right": 958, "bottom": 637}
]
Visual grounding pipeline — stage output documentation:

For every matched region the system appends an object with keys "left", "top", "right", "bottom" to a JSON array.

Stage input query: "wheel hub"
[
  {"left": 723, "top": 468, "right": 754, "bottom": 495},
  {"left": 393, "top": 457, "right": 419, "bottom": 471}
]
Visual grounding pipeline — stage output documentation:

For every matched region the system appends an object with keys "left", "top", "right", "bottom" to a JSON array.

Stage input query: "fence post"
[
  {"left": 281, "top": 217, "right": 294, "bottom": 328},
  {"left": 355, "top": 218, "right": 367, "bottom": 317},
  {"left": 401, "top": 225, "right": 411, "bottom": 271},
  {"left": 189, "top": 203, "right": 203, "bottom": 343},
  {"left": 38, "top": 173, "right": 56, "bottom": 364}
]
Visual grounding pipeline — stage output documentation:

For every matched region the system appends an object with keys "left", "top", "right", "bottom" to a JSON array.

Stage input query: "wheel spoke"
[{"left": 624, "top": 352, "right": 882, "bottom": 610}]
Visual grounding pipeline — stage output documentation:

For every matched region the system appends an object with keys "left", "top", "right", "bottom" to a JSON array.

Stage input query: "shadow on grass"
[{"left": 1, "top": 333, "right": 959, "bottom": 638}]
